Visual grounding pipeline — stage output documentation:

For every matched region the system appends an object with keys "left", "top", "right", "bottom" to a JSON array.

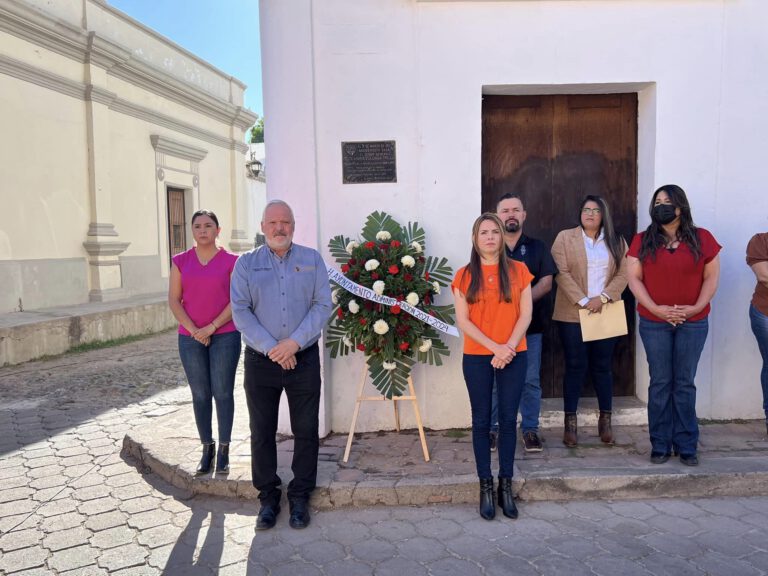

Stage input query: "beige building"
[{"left": 0, "top": 0, "right": 258, "bottom": 314}]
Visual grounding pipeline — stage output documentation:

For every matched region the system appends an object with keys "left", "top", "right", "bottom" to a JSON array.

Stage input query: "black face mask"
[{"left": 652, "top": 204, "right": 677, "bottom": 225}]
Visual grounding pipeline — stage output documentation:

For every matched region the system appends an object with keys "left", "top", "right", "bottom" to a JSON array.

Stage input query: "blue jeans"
[
  {"left": 749, "top": 304, "right": 768, "bottom": 419},
  {"left": 639, "top": 317, "right": 708, "bottom": 456},
  {"left": 178, "top": 331, "right": 241, "bottom": 444},
  {"left": 491, "top": 333, "right": 542, "bottom": 434},
  {"left": 463, "top": 352, "right": 527, "bottom": 479},
  {"left": 557, "top": 321, "right": 617, "bottom": 413}
]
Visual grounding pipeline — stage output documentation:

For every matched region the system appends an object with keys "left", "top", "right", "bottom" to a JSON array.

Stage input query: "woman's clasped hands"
[
  {"left": 491, "top": 342, "right": 517, "bottom": 369},
  {"left": 655, "top": 304, "right": 698, "bottom": 326}
]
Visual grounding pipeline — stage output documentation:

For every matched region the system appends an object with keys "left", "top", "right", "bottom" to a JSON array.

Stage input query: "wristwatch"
[{"left": 599, "top": 293, "right": 610, "bottom": 304}]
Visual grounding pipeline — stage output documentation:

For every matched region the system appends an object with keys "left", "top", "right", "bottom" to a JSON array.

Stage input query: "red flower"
[
  {"left": 423, "top": 293, "right": 431, "bottom": 305},
  {"left": 425, "top": 271, "right": 430, "bottom": 280},
  {"left": 404, "top": 273, "right": 413, "bottom": 282},
  {"left": 364, "top": 301, "right": 374, "bottom": 310},
  {"left": 337, "top": 309, "right": 344, "bottom": 319},
  {"left": 357, "top": 344, "right": 366, "bottom": 351},
  {"left": 388, "top": 265, "right": 399, "bottom": 275},
  {"left": 359, "top": 318, "right": 367, "bottom": 325},
  {"left": 391, "top": 240, "right": 401, "bottom": 248},
  {"left": 399, "top": 342, "right": 410, "bottom": 352},
  {"left": 371, "top": 272, "right": 380, "bottom": 280},
  {"left": 353, "top": 271, "right": 360, "bottom": 279},
  {"left": 365, "top": 241, "right": 376, "bottom": 249},
  {"left": 391, "top": 304, "right": 401, "bottom": 315},
  {"left": 341, "top": 264, "right": 350, "bottom": 273},
  {"left": 349, "top": 258, "right": 357, "bottom": 265}
]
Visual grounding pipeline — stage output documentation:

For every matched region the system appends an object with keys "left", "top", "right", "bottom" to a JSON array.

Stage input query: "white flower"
[
  {"left": 373, "top": 319, "right": 389, "bottom": 335},
  {"left": 418, "top": 339, "right": 432, "bottom": 353},
  {"left": 401, "top": 255, "right": 416, "bottom": 268},
  {"left": 382, "top": 361, "right": 397, "bottom": 371},
  {"left": 348, "top": 300, "right": 360, "bottom": 314},
  {"left": 343, "top": 336, "right": 353, "bottom": 348},
  {"left": 376, "top": 230, "right": 391, "bottom": 241},
  {"left": 346, "top": 240, "right": 359, "bottom": 254},
  {"left": 406, "top": 292, "right": 419, "bottom": 306},
  {"left": 373, "top": 280, "right": 386, "bottom": 295},
  {"left": 331, "top": 290, "right": 339, "bottom": 304},
  {"left": 432, "top": 281, "right": 441, "bottom": 294},
  {"left": 364, "top": 259, "right": 380, "bottom": 271},
  {"left": 411, "top": 241, "right": 422, "bottom": 253}
]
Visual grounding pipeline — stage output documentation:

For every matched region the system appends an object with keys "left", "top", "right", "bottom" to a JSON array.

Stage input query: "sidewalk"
[{"left": 123, "top": 385, "right": 768, "bottom": 510}]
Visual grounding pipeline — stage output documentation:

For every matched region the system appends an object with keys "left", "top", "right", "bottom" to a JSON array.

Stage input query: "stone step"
[{"left": 539, "top": 396, "right": 648, "bottom": 428}]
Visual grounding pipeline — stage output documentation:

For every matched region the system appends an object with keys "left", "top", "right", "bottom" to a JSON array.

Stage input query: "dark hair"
[
  {"left": 461, "top": 213, "right": 514, "bottom": 304},
  {"left": 496, "top": 193, "right": 524, "bottom": 211},
  {"left": 638, "top": 184, "right": 701, "bottom": 262},
  {"left": 191, "top": 209, "right": 220, "bottom": 228},
  {"left": 579, "top": 195, "right": 625, "bottom": 271}
]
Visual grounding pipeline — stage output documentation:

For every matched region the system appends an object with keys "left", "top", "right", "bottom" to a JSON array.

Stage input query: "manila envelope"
[{"left": 578, "top": 300, "right": 629, "bottom": 342}]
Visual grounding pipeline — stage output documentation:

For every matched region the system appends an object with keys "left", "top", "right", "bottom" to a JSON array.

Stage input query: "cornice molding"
[
  {"left": 0, "top": 0, "right": 258, "bottom": 131},
  {"left": 0, "top": 53, "right": 85, "bottom": 100},
  {"left": 0, "top": 54, "right": 245, "bottom": 153},
  {"left": 150, "top": 135, "right": 208, "bottom": 162}
]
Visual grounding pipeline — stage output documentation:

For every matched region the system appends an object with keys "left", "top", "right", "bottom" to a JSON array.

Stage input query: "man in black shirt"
[{"left": 491, "top": 193, "right": 557, "bottom": 452}]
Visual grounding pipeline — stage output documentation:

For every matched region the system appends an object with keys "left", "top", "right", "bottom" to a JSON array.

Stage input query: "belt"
[{"left": 246, "top": 341, "right": 318, "bottom": 360}]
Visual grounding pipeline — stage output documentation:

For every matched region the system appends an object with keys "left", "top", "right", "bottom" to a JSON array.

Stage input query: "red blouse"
[{"left": 627, "top": 228, "right": 721, "bottom": 322}]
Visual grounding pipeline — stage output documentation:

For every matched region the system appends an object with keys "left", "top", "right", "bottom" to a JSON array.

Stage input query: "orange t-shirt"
[{"left": 451, "top": 261, "right": 534, "bottom": 355}]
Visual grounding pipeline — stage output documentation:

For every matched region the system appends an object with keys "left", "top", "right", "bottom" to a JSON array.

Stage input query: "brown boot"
[
  {"left": 563, "top": 413, "right": 577, "bottom": 447},
  {"left": 598, "top": 411, "right": 614, "bottom": 445}
]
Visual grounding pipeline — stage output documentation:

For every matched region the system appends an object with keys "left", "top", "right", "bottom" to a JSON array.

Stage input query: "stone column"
[
  {"left": 228, "top": 107, "right": 259, "bottom": 253},
  {"left": 82, "top": 33, "right": 131, "bottom": 301}
]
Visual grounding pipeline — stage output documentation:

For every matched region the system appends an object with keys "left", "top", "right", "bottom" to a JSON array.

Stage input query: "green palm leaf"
[
  {"left": 368, "top": 355, "right": 414, "bottom": 399},
  {"left": 326, "top": 322, "right": 353, "bottom": 358},
  {"left": 361, "top": 211, "right": 402, "bottom": 242},
  {"left": 424, "top": 256, "right": 453, "bottom": 286},
  {"left": 402, "top": 222, "right": 426, "bottom": 253},
  {"left": 328, "top": 234, "right": 352, "bottom": 265}
]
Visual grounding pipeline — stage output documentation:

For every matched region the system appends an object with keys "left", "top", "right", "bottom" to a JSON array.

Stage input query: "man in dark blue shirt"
[
  {"left": 231, "top": 200, "right": 332, "bottom": 531},
  {"left": 493, "top": 193, "right": 557, "bottom": 452}
]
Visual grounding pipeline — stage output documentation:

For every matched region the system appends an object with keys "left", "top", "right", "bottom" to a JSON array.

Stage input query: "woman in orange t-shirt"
[{"left": 452, "top": 213, "right": 533, "bottom": 521}]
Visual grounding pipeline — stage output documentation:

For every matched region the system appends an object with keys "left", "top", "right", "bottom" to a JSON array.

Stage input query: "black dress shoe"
[
  {"left": 650, "top": 452, "right": 671, "bottom": 464},
  {"left": 680, "top": 453, "right": 699, "bottom": 466},
  {"left": 255, "top": 504, "right": 280, "bottom": 531},
  {"left": 289, "top": 499, "right": 311, "bottom": 529},
  {"left": 195, "top": 442, "right": 215, "bottom": 475}
]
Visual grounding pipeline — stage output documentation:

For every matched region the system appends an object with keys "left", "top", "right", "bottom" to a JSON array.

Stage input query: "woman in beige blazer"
[{"left": 551, "top": 195, "right": 628, "bottom": 447}]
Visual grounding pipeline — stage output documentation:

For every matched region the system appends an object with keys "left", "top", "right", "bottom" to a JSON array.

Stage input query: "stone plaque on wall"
[{"left": 341, "top": 141, "right": 397, "bottom": 184}]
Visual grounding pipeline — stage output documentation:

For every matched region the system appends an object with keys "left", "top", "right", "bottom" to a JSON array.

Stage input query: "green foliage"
[
  {"left": 249, "top": 117, "right": 264, "bottom": 143},
  {"left": 326, "top": 212, "right": 456, "bottom": 397}
]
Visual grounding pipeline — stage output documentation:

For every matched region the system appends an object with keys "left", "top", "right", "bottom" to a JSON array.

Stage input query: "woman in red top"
[
  {"left": 747, "top": 232, "right": 768, "bottom": 435},
  {"left": 452, "top": 213, "right": 533, "bottom": 521},
  {"left": 627, "top": 185, "right": 721, "bottom": 467}
]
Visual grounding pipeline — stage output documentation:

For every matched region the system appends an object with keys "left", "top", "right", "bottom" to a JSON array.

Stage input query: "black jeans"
[
  {"left": 244, "top": 343, "right": 321, "bottom": 505},
  {"left": 557, "top": 321, "right": 617, "bottom": 413}
]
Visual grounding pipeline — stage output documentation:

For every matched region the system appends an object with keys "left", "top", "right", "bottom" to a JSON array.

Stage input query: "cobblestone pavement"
[{"left": 2, "top": 331, "right": 768, "bottom": 575}]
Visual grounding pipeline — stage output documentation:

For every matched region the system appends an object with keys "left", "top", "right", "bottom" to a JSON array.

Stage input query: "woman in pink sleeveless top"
[{"left": 168, "top": 210, "right": 241, "bottom": 475}]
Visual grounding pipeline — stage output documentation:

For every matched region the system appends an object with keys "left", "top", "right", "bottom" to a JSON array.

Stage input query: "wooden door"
[
  {"left": 167, "top": 187, "right": 187, "bottom": 258},
  {"left": 482, "top": 93, "right": 637, "bottom": 398}
]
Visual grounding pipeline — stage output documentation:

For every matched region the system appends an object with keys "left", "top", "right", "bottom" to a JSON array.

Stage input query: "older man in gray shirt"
[{"left": 231, "top": 200, "right": 332, "bottom": 531}]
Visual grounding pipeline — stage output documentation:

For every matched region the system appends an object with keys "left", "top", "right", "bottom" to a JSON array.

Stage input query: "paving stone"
[
  {"left": 1, "top": 475, "right": 32, "bottom": 490},
  {"left": 396, "top": 536, "right": 449, "bottom": 562},
  {"left": 270, "top": 561, "right": 322, "bottom": 576},
  {"left": 56, "top": 446, "right": 91, "bottom": 458},
  {"left": 106, "top": 474, "right": 142, "bottom": 489},
  {"left": 0, "top": 466, "right": 29, "bottom": 481},
  {"left": 70, "top": 473, "right": 109, "bottom": 490},
  {"left": 39, "top": 512, "right": 86, "bottom": 533},
  {"left": 43, "top": 526, "right": 93, "bottom": 551},
  {"left": 321, "top": 558, "right": 372, "bottom": 576},
  {"left": 78, "top": 497, "right": 121, "bottom": 516},
  {"left": 587, "top": 554, "right": 655, "bottom": 576},
  {"left": 425, "top": 557, "right": 484, "bottom": 576},
  {"left": 110, "top": 567, "right": 162, "bottom": 576},
  {"left": 36, "top": 497, "right": 79, "bottom": 518},
  {"left": 689, "top": 551, "right": 762, "bottom": 576},
  {"left": 640, "top": 552, "right": 706, "bottom": 576},
  {"left": 348, "top": 538, "right": 398, "bottom": 563},
  {"left": 119, "top": 496, "right": 164, "bottom": 515},
  {"left": 89, "top": 525, "right": 137, "bottom": 550},
  {"left": 414, "top": 516, "right": 464, "bottom": 540},
  {"left": 29, "top": 474, "right": 69, "bottom": 490},
  {"left": 136, "top": 524, "right": 181, "bottom": 549},
  {"left": 96, "top": 542, "right": 149, "bottom": 572},
  {"left": 0, "top": 487, "right": 34, "bottom": 504},
  {"left": 0, "top": 546, "right": 48, "bottom": 573},
  {"left": 63, "top": 464, "right": 97, "bottom": 479},
  {"left": 84, "top": 511, "right": 128, "bottom": 532},
  {"left": 0, "top": 527, "right": 42, "bottom": 553},
  {"left": 126, "top": 509, "right": 173, "bottom": 531},
  {"left": 59, "top": 567, "right": 108, "bottom": 575}
]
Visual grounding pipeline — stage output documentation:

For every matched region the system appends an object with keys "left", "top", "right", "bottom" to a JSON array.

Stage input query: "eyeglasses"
[{"left": 582, "top": 208, "right": 601, "bottom": 215}]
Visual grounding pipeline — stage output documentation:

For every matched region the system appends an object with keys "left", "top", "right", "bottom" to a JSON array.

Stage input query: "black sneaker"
[
  {"left": 522, "top": 431, "right": 543, "bottom": 453},
  {"left": 489, "top": 431, "right": 498, "bottom": 452}
]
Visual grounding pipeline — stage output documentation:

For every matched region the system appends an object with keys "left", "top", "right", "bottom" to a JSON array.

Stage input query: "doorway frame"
[{"left": 481, "top": 81, "right": 656, "bottom": 405}]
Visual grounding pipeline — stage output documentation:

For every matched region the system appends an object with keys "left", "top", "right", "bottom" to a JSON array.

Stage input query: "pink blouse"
[{"left": 172, "top": 248, "right": 239, "bottom": 336}]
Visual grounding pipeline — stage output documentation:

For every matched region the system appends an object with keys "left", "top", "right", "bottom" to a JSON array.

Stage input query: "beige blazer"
[{"left": 551, "top": 226, "right": 629, "bottom": 323}]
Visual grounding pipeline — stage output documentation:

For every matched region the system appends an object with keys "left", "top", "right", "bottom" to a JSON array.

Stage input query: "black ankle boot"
[
  {"left": 196, "top": 442, "right": 215, "bottom": 475},
  {"left": 479, "top": 478, "right": 495, "bottom": 520},
  {"left": 497, "top": 477, "right": 518, "bottom": 519},
  {"left": 216, "top": 443, "right": 230, "bottom": 474}
]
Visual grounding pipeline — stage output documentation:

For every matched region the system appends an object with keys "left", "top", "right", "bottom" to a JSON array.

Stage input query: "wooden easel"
[{"left": 343, "top": 366, "right": 430, "bottom": 463}]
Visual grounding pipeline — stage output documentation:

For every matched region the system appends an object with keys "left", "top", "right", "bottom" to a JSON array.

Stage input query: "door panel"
[{"left": 482, "top": 93, "right": 637, "bottom": 398}]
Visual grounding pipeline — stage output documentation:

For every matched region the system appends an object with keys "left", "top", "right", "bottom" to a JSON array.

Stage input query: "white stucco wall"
[{"left": 262, "top": 0, "right": 768, "bottom": 428}]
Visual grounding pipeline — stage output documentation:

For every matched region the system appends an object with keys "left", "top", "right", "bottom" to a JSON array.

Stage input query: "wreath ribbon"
[{"left": 327, "top": 265, "right": 459, "bottom": 338}]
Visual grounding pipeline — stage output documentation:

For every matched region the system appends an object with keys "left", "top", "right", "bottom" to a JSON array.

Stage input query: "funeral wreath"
[{"left": 326, "top": 212, "right": 456, "bottom": 398}]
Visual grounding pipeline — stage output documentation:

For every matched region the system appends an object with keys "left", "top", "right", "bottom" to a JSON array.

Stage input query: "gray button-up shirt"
[{"left": 230, "top": 243, "right": 333, "bottom": 354}]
